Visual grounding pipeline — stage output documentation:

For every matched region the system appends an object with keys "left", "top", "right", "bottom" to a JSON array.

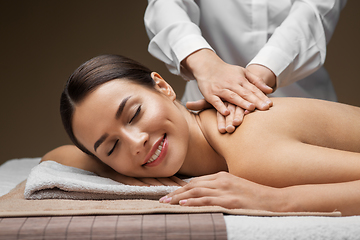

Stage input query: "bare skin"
[
  {"left": 166, "top": 98, "right": 360, "bottom": 216},
  {"left": 200, "top": 98, "right": 360, "bottom": 187},
  {"left": 43, "top": 75, "right": 360, "bottom": 215}
]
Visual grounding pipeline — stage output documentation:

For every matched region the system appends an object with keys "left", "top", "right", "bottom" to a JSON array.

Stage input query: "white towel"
[
  {"left": 24, "top": 161, "right": 183, "bottom": 200},
  {"left": 225, "top": 215, "right": 360, "bottom": 240},
  {"left": 0, "top": 158, "right": 40, "bottom": 197}
]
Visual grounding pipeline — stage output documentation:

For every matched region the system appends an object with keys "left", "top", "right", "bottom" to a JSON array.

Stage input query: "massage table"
[{"left": 1, "top": 158, "right": 360, "bottom": 240}]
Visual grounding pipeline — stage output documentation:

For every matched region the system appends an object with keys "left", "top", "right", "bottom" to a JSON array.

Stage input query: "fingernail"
[
  {"left": 261, "top": 102, "right": 269, "bottom": 109},
  {"left": 163, "top": 197, "right": 172, "bottom": 203},
  {"left": 179, "top": 199, "right": 187, "bottom": 205},
  {"left": 233, "top": 119, "right": 242, "bottom": 126},
  {"left": 248, "top": 103, "right": 255, "bottom": 110},
  {"left": 219, "top": 126, "right": 226, "bottom": 133},
  {"left": 159, "top": 196, "right": 167, "bottom": 203},
  {"left": 226, "top": 125, "right": 235, "bottom": 133}
]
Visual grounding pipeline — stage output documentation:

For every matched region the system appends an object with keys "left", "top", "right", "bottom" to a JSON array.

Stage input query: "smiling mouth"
[{"left": 143, "top": 134, "right": 166, "bottom": 166}]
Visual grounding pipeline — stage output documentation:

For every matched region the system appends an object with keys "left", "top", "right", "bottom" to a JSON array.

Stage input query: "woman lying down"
[{"left": 42, "top": 54, "right": 360, "bottom": 216}]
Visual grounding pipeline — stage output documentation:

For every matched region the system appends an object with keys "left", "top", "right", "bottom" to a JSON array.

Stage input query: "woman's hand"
[{"left": 159, "top": 172, "right": 282, "bottom": 211}]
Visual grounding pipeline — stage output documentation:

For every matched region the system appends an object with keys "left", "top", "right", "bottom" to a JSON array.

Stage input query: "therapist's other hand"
[
  {"left": 159, "top": 172, "right": 281, "bottom": 211},
  {"left": 186, "top": 99, "right": 247, "bottom": 133},
  {"left": 246, "top": 64, "right": 276, "bottom": 92},
  {"left": 181, "top": 49, "right": 273, "bottom": 117}
]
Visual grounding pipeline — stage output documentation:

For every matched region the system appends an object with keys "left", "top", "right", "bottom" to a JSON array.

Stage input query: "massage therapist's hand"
[
  {"left": 187, "top": 100, "right": 249, "bottom": 133},
  {"left": 182, "top": 49, "right": 273, "bottom": 117},
  {"left": 246, "top": 64, "right": 276, "bottom": 92},
  {"left": 159, "top": 172, "right": 282, "bottom": 211}
]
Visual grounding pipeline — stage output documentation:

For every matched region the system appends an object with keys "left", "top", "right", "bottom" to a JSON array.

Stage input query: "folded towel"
[
  {"left": 24, "top": 161, "right": 184, "bottom": 200},
  {"left": 18, "top": 161, "right": 342, "bottom": 217}
]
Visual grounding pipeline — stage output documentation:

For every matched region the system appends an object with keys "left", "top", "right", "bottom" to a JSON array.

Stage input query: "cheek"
[{"left": 107, "top": 155, "right": 135, "bottom": 177}]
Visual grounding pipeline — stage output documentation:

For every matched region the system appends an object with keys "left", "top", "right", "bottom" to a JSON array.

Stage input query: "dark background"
[{"left": 1, "top": 1, "right": 359, "bottom": 165}]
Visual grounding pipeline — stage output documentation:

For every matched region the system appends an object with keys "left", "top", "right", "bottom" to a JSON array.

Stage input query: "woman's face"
[{"left": 72, "top": 73, "right": 190, "bottom": 177}]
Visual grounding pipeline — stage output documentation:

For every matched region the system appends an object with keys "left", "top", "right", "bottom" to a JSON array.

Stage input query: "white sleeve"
[
  {"left": 144, "top": 0, "right": 213, "bottom": 79},
  {"left": 248, "top": 0, "right": 347, "bottom": 88}
]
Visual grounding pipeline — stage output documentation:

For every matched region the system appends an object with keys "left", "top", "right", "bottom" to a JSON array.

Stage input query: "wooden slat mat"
[{"left": 0, "top": 213, "right": 227, "bottom": 240}]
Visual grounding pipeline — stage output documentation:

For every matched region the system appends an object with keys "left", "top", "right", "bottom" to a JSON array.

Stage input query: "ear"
[{"left": 151, "top": 72, "right": 176, "bottom": 101}]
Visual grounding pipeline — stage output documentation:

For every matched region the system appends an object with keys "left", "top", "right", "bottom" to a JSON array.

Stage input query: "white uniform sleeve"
[
  {"left": 248, "top": 0, "right": 347, "bottom": 88},
  {"left": 144, "top": 0, "right": 213, "bottom": 80}
]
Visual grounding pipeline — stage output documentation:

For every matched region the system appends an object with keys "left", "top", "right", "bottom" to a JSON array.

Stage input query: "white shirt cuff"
[{"left": 247, "top": 45, "right": 294, "bottom": 88}]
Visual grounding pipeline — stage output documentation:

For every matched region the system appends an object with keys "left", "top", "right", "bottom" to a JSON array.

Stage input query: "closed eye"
[
  {"left": 129, "top": 105, "right": 141, "bottom": 123},
  {"left": 107, "top": 139, "right": 119, "bottom": 156}
]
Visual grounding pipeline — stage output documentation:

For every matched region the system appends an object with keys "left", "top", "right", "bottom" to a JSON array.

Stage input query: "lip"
[{"left": 142, "top": 134, "right": 168, "bottom": 167}]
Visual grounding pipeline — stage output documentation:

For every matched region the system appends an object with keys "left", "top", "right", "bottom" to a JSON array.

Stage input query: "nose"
[{"left": 121, "top": 128, "right": 149, "bottom": 156}]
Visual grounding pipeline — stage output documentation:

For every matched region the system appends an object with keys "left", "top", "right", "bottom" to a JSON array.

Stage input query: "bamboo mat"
[{"left": 0, "top": 213, "right": 227, "bottom": 240}]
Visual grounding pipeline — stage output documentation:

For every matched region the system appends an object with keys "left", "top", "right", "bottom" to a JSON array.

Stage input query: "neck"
[{"left": 174, "top": 101, "right": 227, "bottom": 176}]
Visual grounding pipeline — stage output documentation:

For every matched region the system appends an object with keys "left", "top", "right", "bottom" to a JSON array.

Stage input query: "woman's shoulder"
[
  {"left": 195, "top": 98, "right": 309, "bottom": 176},
  {"left": 196, "top": 98, "right": 292, "bottom": 136},
  {"left": 196, "top": 107, "right": 264, "bottom": 159},
  {"left": 197, "top": 108, "right": 228, "bottom": 156},
  {"left": 196, "top": 98, "right": 319, "bottom": 156}
]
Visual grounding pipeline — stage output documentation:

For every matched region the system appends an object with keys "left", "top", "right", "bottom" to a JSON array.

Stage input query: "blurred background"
[{"left": 1, "top": 1, "right": 359, "bottom": 165}]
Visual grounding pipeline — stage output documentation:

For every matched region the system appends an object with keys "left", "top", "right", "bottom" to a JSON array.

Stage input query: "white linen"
[
  {"left": 145, "top": 0, "right": 346, "bottom": 102},
  {"left": 24, "top": 160, "right": 183, "bottom": 200},
  {"left": 0, "top": 158, "right": 40, "bottom": 197},
  {"left": 225, "top": 215, "right": 360, "bottom": 240}
]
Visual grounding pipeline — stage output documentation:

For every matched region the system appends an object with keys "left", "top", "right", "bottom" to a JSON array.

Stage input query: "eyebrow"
[
  {"left": 115, "top": 96, "right": 132, "bottom": 119},
  {"left": 93, "top": 95, "right": 132, "bottom": 152},
  {"left": 94, "top": 133, "right": 109, "bottom": 152}
]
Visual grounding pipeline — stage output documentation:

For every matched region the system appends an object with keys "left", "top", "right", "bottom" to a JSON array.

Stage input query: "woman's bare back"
[{"left": 199, "top": 98, "right": 360, "bottom": 187}]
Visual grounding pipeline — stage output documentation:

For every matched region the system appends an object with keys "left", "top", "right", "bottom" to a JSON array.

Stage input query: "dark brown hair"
[{"left": 60, "top": 54, "right": 155, "bottom": 156}]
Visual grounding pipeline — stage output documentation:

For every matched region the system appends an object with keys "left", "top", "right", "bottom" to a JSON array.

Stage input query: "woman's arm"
[
  {"left": 283, "top": 179, "right": 360, "bottom": 216},
  {"left": 41, "top": 145, "right": 185, "bottom": 186},
  {"left": 161, "top": 171, "right": 360, "bottom": 216}
]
